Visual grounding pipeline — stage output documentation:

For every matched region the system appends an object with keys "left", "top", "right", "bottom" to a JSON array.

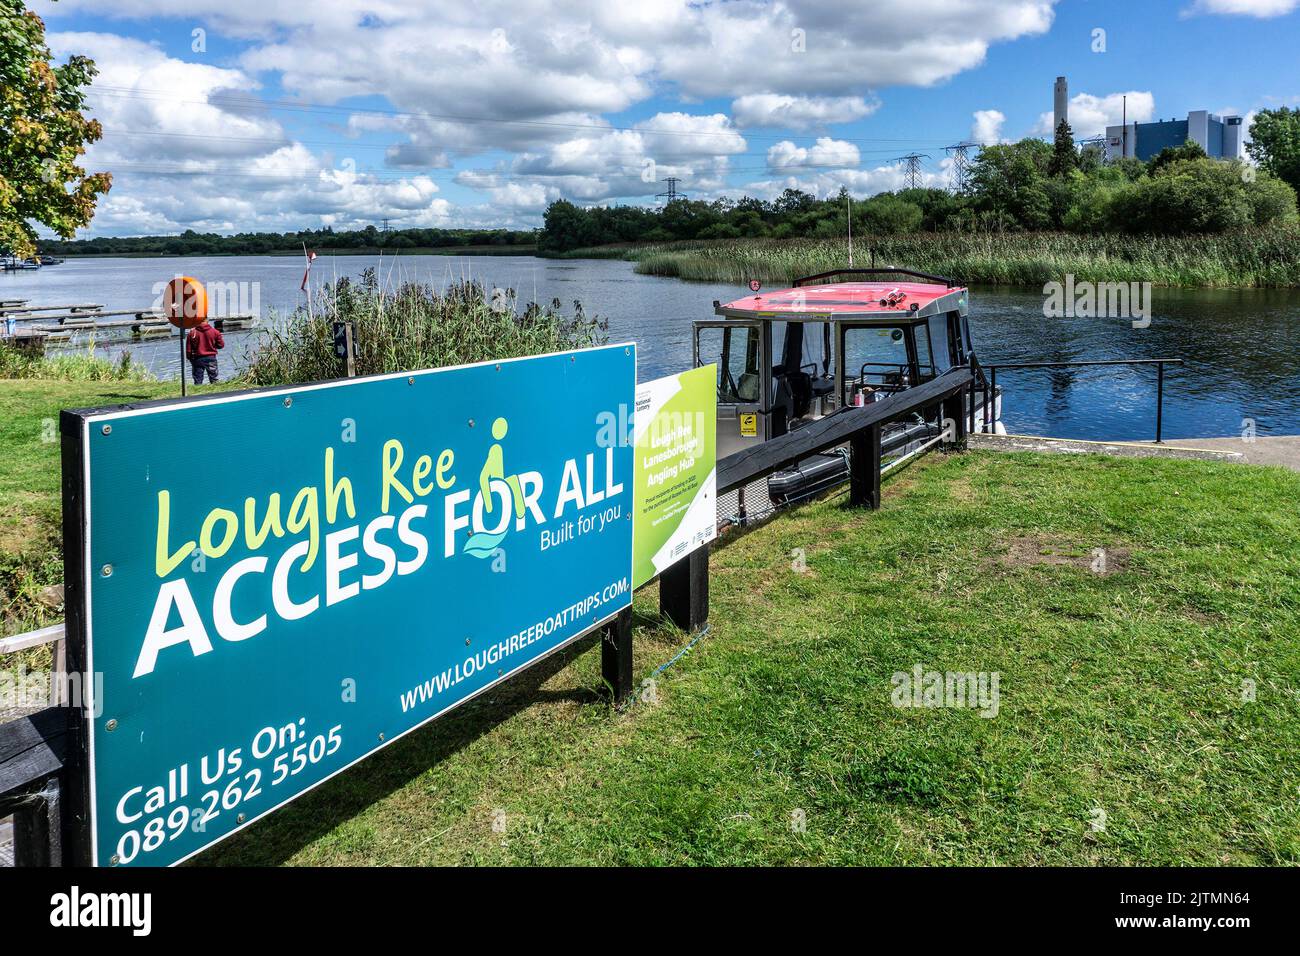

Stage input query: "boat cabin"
[{"left": 694, "top": 268, "right": 991, "bottom": 461}]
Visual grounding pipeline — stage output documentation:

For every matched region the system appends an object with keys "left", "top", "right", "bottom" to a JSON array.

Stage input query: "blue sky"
[{"left": 30, "top": 0, "right": 1300, "bottom": 236}]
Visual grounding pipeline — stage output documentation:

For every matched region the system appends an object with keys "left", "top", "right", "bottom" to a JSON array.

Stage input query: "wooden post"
[
  {"left": 601, "top": 606, "right": 634, "bottom": 705},
  {"left": 13, "top": 777, "right": 62, "bottom": 867},
  {"left": 660, "top": 544, "right": 709, "bottom": 632},
  {"left": 344, "top": 322, "right": 356, "bottom": 379},
  {"left": 942, "top": 388, "right": 968, "bottom": 451},
  {"left": 59, "top": 415, "right": 93, "bottom": 866},
  {"left": 849, "top": 423, "right": 882, "bottom": 509}
]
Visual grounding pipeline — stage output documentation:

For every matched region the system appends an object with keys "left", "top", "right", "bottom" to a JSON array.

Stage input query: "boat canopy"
[{"left": 715, "top": 278, "right": 968, "bottom": 323}]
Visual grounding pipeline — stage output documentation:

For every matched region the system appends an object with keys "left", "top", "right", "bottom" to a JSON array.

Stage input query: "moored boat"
[{"left": 693, "top": 267, "right": 1003, "bottom": 524}]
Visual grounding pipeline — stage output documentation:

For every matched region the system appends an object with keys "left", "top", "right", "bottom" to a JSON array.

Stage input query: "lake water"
[{"left": 5, "top": 254, "right": 1299, "bottom": 441}]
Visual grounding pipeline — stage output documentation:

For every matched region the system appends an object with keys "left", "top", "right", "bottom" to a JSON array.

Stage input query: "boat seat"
[
  {"left": 736, "top": 372, "right": 761, "bottom": 403},
  {"left": 782, "top": 370, "right": 813, "bottom": 418}
]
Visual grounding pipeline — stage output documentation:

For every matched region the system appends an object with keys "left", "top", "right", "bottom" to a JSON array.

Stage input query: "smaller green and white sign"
[{"left": 633, "top": 365, "right": 717, "bottom": 588}]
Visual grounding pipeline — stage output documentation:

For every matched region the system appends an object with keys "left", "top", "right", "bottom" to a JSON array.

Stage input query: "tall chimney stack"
[{"left": 1054, "top": 76, "right": 1069, "bottom": 132}]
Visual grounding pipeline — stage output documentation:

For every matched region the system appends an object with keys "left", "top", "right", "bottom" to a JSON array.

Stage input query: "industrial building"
[
  {"left": 1104, "top": 111, "right": 1245, "bottom": 162},
  {"left": 1051, "top": 75, "right": 1245, "bottom": 163}
]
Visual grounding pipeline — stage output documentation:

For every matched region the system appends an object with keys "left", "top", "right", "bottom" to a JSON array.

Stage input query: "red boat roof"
[{"left": 718, "top": 281, "right": 965, "bottom": 319}]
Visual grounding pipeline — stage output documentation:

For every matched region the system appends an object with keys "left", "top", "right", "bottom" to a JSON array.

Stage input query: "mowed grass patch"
[
  {"left": 0, "top": 378, "right": 228, "bottom": 654},
  {"left": 207, "top": 450, "right": 1300, "bottom": 866}
]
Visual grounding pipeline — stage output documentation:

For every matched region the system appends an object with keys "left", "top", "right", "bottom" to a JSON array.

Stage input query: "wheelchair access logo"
[
  {"left": 445, "top": 413, "right": 626, "bottom": 564},
  {"left": 464, "top": 416, "right": 524, "bottom": 559}
]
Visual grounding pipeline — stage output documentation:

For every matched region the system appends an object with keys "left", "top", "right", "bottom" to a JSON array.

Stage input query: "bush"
[
  {"left": 0, "top": 343, "right": 146, "bottom": 380},
  {"left": 1110, "top": 159, "right": 1245, "bottom": 233},
  {"left": 243, "top": 272, "right": 608, "bottom": 386},
  {"left": 1245, "top": 172, "right": 1299, "bottom": 227}
]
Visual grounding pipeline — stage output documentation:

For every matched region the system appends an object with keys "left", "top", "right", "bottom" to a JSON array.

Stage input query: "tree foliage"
[
  {"left": 40, "top": 223, "right": 537, "bottom": 256},
  {"left": 1247, "top": 107, "right": 1300, "bottom": 199},
  {"left": 536, "top": 133, "right": 1297, "bottom": 250},
  {"left": 0, "top": 0, "right": 111, "bottom": 258}
]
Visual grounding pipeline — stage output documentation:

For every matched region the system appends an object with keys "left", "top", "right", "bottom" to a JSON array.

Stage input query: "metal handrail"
[
  {"left": 0, "top": 623, "right": 64, "bottom": 656},
  {"left": 979, "top": 358, "right": 1185, "bottom": 444},
  {"left": 718, "top": 367, "right": 973, "bottom": 494},
  {"left": 792, "top": 267, "right": 957, "bottom": 289}
]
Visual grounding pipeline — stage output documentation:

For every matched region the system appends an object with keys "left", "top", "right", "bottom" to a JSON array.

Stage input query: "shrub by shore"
[{"left": 244, "top": 273, "right": 607, "bottom": 386}]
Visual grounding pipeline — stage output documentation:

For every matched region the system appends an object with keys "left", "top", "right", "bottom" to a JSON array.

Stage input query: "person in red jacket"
[{"left": 186, "top": 319, "right": 224, "bottom": 384}]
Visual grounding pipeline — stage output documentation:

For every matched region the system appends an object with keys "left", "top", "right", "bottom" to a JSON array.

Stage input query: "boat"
[{"left": 693, "top": 267, "right": 1003, "bottom": 525}]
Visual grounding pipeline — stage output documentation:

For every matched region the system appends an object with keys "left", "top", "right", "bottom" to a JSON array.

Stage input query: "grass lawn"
[
  {"left": 3, "top": 378, "right": 1298, "bottom": 864},
  {"left": 202, "top": 447, "right": 1298, "bottom": 866},
  {"left": 0, "top": 378, "right": 224, "bottom": 645}
]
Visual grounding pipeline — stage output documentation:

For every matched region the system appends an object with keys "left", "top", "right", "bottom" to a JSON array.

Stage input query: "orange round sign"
[{"left": 162, "top": 276, "right": 208, "bottom": 329}]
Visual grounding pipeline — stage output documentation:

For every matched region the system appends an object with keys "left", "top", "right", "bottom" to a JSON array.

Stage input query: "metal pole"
[
  {"left": 968, "top": 372, "right": 976, "bottom": 435},
  {"left": 180, "top": 326, "right": 187, "bottom": 397},
  {"left": 1155, "top": 362, "right": 1165, "bottom": 444},
  {"left": 988, "top": 368, "right": 997, "bottom": 433}
]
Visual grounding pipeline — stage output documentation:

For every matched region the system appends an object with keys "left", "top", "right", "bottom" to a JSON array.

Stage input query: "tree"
[
  {"left": 1247, "top": 107, "right": 1300, "bottom": 200},
  {"left": 0, "top": 0, "right": 111, "bottom": 258},
  {"left": 1048, "top": 120, "right": 1077, "bottom": 177},
  {"left": 858, "top": 193, "right": 924, "bottom": 234},
  {"left": 1148, "top": 139, "right": 1208, "bottom": 175},
  {"left": 967, "top": 139, "right": 1054, "bottom": 229},
  {"left": 539, "top": 199, "right": 587, "bottom": 251}
]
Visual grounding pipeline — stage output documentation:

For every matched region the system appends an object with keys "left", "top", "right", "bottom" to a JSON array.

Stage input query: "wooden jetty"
[{"left": 1, "top": 299, "right": 258, "bottom": 352}]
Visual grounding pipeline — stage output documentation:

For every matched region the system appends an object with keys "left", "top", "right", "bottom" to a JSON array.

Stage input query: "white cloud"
[
  {"left": 36, "top": 1, "right": 1063, "bottom": 233},
  {"left": 731, "top": 94, "right": 880, "bottom": 130},
  {"left": 1184, "top": 0, "right": 1299, "bottom": 17},
  {"left": 767, "top": 138, "right": 861, "bottom": 170},
  {"left": 659, "top": 0, "right": 1056, "bottom": 98},
  {"left": 45, "top": 31, "right": 460, "bottom": 234},
  {"left": 1035, "top": 91, "right": 1156, "bottom": 139},
  {"left": 47, "top": 31, "right": 287, "bottom": 163},
  {"left": 462, "top": 112, "right": 747, "bottom": 203},
  {"left": 971, "top": 110, "right": 1007, "bottom": 145}
]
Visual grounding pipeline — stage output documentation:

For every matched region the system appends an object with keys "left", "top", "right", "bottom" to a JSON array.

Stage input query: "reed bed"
[
  {"left": 622, "top": 229, "right": 1300, "bottom": 288},
  {"left": 244, "top": 276, "right": 608, "bottom": 386}
]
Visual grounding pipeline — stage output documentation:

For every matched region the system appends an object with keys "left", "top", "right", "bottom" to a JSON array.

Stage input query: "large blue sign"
[{"left": 69, "top": 344, "right": 635, "bottom": 866}]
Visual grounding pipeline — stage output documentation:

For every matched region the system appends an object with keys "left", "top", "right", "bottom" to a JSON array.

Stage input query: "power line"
[
  {"left": 97, "top": 125, "right": 936, "bottom": 161},
  {"left": 92, "top": 156, "right": 938, "bottom": 185},
  {"left": 83, "top": 86, "right": 954, "bottom": 150}
]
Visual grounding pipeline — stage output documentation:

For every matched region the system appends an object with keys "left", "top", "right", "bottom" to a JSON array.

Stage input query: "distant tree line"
[
  {"left": 540, "top": 113, "right": 1300, "bottom": 251},
  {"left": 38, "top": 224, "right": 537, "bottom": 256}
]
